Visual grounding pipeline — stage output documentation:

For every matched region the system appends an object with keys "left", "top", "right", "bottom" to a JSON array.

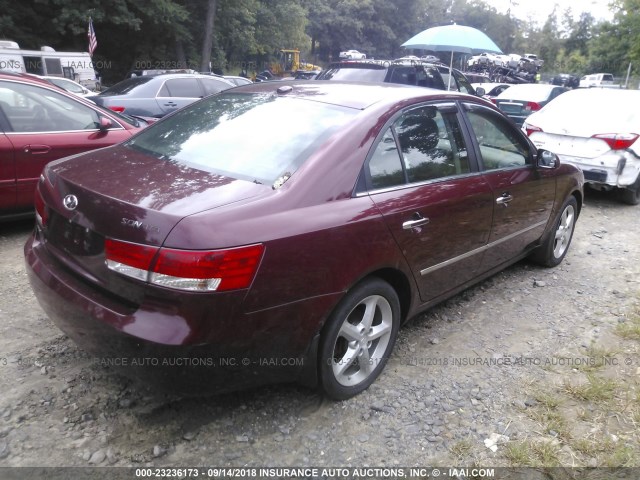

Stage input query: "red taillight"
[
  {"left": 104, "top": 239, "right": 264, "bottom": 292},
  {"left": 34, "top": 188, "right": 48, "bottom": 226},
  {"left": 592, "top": 133, "right": 639, "bottom": 150},
  {"left": 524, "top": 123, "right": 543, "bottom": 137},
  {"left": 108, "top": 106, "right": 126, "bottom": 112},
  {"left": 104, "top": 239, "right": 159, "bottom": 282},
  {"left": 524, "top": 101, "right": 541, "bottom": 112}
]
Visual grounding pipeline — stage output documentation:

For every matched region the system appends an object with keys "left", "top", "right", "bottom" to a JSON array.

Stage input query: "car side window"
[
  {"left": 367, "top": 105, "right": 470, "bottom": 190},
  {"left": 0, "top": 81, "right": 100, "bottom": 133},
  {"left": 388, "top": 67, "right": 418, "bottom": 86},
  {"left": 395, "top": 106, "right": 470, "bottom": 183},
  {"left": 465, "top": 108, "right": 531, "bottom": 170},
  {"left": 200, "top": 78, "right": 229, "bottom": 96},
  {"left": 368, "top": 128, "right": 405, "bottom": 189},
  {"left": 160, "top": 78, "right": 202, "bottom": 98}
]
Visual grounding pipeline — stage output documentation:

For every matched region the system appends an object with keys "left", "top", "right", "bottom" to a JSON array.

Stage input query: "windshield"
[{"left": 125, "top": 92, "right": 358, "bottom": 185}]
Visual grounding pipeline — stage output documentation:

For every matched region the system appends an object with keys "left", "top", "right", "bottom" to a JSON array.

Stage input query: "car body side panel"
[
  {"left": 481, "top": 167, "right": 556, "bottom": 269},
  {"left": 10, "top": 129, "right": 134, "bottom": 209},
  {"left": 370, "top": 175, "right": 494, "bottom": 302},
  {"left": 0, "top": 133, "right": 16, "bottom": 213}
]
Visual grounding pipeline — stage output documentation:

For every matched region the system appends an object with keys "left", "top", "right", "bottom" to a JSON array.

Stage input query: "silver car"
[{"left": 89, "top": 73, "right": 234, "bottom": 118}]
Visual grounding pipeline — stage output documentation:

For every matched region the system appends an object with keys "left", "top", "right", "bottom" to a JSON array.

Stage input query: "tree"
[{"left": 200, "top": 0, "right": 218, "bottom": 72}]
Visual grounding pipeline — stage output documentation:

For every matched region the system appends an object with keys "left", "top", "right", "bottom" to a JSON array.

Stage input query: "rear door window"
[
  {"left": 366, "top": 104, "right": 471, "bottom": 190},
  {"left": 160, "top": 78, "right": 203, "bottom": 98},
  {"left": 200, "top": 78, "right": 231, "bottom": 96}
]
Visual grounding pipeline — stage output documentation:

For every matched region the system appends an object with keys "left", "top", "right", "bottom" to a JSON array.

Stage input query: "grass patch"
[
  {"left": 563, "top": 374, "right": 618, "bottom": 403},
  {"left": 602, "top": 444, "right": 640, "bottom": 467},
  {"left": 505, "top": 440, "right": 561, "bottom": 467},
  {"left": 533, "top": 390, "right": 563, "bottom": 409},
  {"left": 573, "top": 438, "right": 614, "bottom": 456},
  {"left": 578, "top": 344, "right": 618, "bottom": 373},
  {"left": 449, "top": 439, "right": 473, "bottom": 459},
  {"left": 615, "top": 314, "right": 640, "bottom": 341}
]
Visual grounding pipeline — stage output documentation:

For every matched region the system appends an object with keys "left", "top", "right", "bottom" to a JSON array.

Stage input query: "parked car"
[
  {"left": 0, "top": 72, "right": 146, "bottom": 220},
  {"left": 26, "top": 81, "right": 583, "bottom": 399},
  {"left": 523, "top": 53, "right": 544, "bottom": 68},
  {"left": 339, "top": 49, "right": 366, "bottom": 60},
  {"left": 465, "top": 73, "right": 491, "bottom": 84},
  {"left": 293, "top": 70, "right": 321, "bottom": 80},
  {"left": 315, "top": 59, "right": 477, "bottom": 95},
  {"left": 579, "top": 73, "right": 619, "bottom": 89},
  {"left": 524, "top": 88, "right": 640, "bottom": 204},
  {"left": 551, "top": 73, "right": 579, "bottom": 89},
  {"left": 494, "top": 84, "right": 568, "bottom": 126},
  {"left": 88, "top": 73, "right": 235, "bottom": 118},
  {"left": 472, "top": 82, "right": 511, "bottom": 100},
  {"left": 39, "top": 75, "right": 95, "bottom": 97}
]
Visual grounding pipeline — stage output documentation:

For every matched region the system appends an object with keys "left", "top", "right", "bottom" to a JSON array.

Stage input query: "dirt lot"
[{"left": 1, "top": 188, "right": 640, "bottom": 472}]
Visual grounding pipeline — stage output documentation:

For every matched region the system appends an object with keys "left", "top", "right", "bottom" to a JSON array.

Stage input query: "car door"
[
  {"left": 0, "top": 79, "right": 131, "bottom": 210},
  {"left": 156, "top": 78, "right": 204, "bottom": 116},
  {"left": 461, "top": 103, "right": 556, "bottom": 271},
  {"left": 0, "top": 132, "right": 16, "bottom": 213},
  {"left": 365, "top": 102, "right": 494, "bottom": 302}
]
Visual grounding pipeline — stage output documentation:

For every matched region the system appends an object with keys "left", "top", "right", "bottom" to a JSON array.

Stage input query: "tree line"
[{"left": 0, "top": 0, "right": 637, "bottom": 84}]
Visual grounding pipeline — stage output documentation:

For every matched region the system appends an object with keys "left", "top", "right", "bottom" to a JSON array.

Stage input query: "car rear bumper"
[
  {"left": 556, "top": 151, "right": 640, "bottom": 189},
  {"left": 24, "top": 231, "right": 338, "bottom": 394}
]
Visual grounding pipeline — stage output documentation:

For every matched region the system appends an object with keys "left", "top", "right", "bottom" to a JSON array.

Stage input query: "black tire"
[
  {"left": 530, "top": 196, "right": 578, "bottom": 267},
  {"left": 618, "top": 183, "right": 640, "bottom": 205},
  {"left": 319, "top": 278, "right": 400, "bottom": 400}
]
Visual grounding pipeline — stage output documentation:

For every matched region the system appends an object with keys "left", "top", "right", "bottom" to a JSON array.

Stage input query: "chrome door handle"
[
  {"left": 496, "top": 193, "right": 513, "bottom": 206},
  {"left": 402, "top": 214, "right": 430, "bottom": 230}
]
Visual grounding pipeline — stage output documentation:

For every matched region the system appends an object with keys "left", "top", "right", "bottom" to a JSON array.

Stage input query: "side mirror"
[
  {"left": 475, "top": 87, "right": 486, "bottom": 96},
  {"left": 537, "top": 149, "right": 560, "bottom": 169},
  {"left": 98, "top": 116, "right": 113, "bottom": 132}
]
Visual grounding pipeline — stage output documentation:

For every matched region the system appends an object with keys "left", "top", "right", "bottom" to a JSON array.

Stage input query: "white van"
[
  {"left": 579, "top": 73, "right": 619, "bottom": 88},
  {"left": 0, "top": 40, "right": 100, "bottom": 90}
]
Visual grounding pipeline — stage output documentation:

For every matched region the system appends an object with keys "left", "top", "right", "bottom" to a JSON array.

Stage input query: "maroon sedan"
[
  {"left": 25, "top": 82, "right": 583, "bottom": 399},
  {"left": 0, "top": 72, "right": 145, "bottom": 220}
]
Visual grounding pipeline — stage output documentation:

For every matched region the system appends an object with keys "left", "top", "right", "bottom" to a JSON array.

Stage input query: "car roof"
[
  {"left": 0, "top": 71, "right": 56, "bottom": 87},
  {"left": 228, "top": 80, "right": 479, "bottom": 110}
]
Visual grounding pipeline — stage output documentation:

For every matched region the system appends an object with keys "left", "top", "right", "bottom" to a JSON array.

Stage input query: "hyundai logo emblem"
[{"left": 63, "top": 194, "right": 78, "bottom": 211}]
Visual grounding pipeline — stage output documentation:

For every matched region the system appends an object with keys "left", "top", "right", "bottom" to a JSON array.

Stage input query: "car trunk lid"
[{"left": 38, "top": 144, "right": 267, "bottom": 302}]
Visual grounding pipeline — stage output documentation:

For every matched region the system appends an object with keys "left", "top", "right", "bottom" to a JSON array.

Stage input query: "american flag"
[{"left": 87, "top": 17, "right": 97, "bottom": 56}]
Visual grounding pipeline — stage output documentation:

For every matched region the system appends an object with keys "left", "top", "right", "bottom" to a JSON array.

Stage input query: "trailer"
[{"left": 0, "top": 40, "right": 100, "bottom": 90}]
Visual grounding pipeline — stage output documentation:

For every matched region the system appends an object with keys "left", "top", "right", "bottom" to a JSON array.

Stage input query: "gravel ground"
[{"left": 0, "top": 188, "right": 639, "bottom": 472}]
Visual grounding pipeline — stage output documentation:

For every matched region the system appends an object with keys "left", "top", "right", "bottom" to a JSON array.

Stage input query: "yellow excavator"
[{"left": 271, "top": 49, "right": 321, "bottom": 76}]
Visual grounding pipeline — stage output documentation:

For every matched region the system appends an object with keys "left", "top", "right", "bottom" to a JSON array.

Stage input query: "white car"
[
  {"left": 339, "top": 50, "right": 366, "bottom": 60},
  {"left": 524, "top": 88, "right": 640, "bottom": 204},
  {"left": 40, "top": 76, "right": 95, "bottom": 97},
  {"left": 579, "top": 73, "right": 619, "bottom": 88}
]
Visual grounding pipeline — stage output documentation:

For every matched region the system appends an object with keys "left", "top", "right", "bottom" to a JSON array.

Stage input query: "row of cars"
[{"left": 3, "top": 58, "right": 639, "bottom": 398}]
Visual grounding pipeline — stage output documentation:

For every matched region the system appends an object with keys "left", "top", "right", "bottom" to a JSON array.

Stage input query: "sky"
[{"left": 490, "top": 0, "right": 616, "bottom": 24}]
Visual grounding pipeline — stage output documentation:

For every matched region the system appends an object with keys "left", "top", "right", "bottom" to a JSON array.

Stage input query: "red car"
[
  {"left": 0, "top": 72, "right": 145, "bottom": 220},
  {"left": 25, "top": 82, "right": 583, "bottom": 399}
]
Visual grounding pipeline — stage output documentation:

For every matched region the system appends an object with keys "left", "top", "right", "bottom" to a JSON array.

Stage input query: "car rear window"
[
  {"left": 317, "top": 66, "right": 387, "bottom": 83},
  {"left": 99, "top": 76, "right": 154, "bottom": 95},
  {"left": 125, "top": 92, "right": 358, "bottom": 186}
]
